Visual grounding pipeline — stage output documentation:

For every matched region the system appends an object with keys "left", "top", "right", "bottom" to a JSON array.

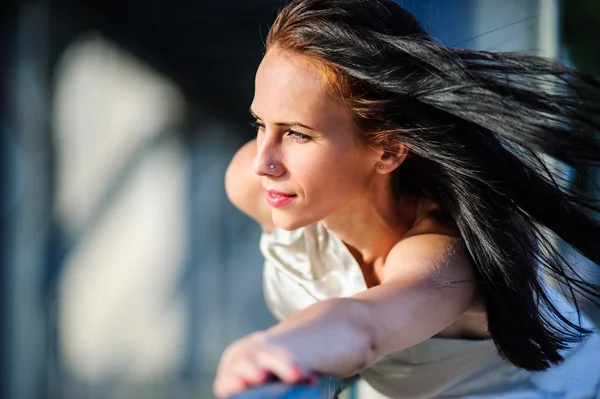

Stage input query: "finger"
[
  {"left": 231, "top": 357, "right": 270, "bottom": 385},
  {"left": 253, "top": 350, "right": 310, "bottom": 384},
  {"left": 213, "top": 374, "right": 248, "bottom": 398}
]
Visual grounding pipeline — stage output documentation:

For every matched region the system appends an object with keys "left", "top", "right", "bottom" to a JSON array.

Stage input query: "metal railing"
[{"left": 231, "top": 376, "right": 356, "bottom": 399}]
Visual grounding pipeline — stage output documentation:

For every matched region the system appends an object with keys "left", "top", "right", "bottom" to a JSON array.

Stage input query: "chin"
[{"left": 272, "top": 212, "right": 314, "bottom": 231}]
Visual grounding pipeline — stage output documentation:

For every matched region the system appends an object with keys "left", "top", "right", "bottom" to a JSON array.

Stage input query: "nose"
[{"left": 252, "top": 137, "right": 283, "bottom": 177}]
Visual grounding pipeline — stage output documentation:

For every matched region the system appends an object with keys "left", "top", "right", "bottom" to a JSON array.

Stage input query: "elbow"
[
  {"left": 224, "top": 172, "right": 237, "bottom": 209},
  {"left": 224, "top": 140, "right": 256, "bottom": 211},
  {"left": 224, "top": 152, "right": 243, "bottom": 208}
]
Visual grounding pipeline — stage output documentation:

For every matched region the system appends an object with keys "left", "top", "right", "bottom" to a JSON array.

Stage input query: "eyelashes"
[
  {"left": 287, "top": 131, "right": 311, "bottom": 142},
  {"left": 248, "top": 121, "right": 311, "bottom": 142},
  {"left": 248, "top": 120, "right": 264, "bottom": 130}
]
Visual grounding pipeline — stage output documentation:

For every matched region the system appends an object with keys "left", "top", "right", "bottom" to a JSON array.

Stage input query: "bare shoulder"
[
  {"left": 225, "top": 139, "right": 274, "bottom": 232},
  {"left": 383, "top": 196, "right": 480, "bottom": 308}
]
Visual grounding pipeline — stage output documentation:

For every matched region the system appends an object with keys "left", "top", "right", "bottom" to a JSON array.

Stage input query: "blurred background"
[{"left": 1, "top": 0, "right": 599, "bottom": 398}]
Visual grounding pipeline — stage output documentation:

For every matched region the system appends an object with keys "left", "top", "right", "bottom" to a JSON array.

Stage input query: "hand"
[{"left": 213, "top": 332, "right": 318, "bottom": 398}]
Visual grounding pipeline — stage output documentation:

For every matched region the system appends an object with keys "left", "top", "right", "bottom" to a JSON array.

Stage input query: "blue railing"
[{"left": 231, "top": 376, "right": 356, "bottom": 399}]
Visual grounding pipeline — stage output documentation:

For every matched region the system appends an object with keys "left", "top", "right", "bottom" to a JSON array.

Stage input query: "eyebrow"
[{"left": 249, "top": 108, "right": 316, "bottom": 131}]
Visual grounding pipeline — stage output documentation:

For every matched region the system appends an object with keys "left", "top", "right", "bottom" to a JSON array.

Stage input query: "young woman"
[{"left": 214, "top": 0, "right": 600, "bottom": 397}]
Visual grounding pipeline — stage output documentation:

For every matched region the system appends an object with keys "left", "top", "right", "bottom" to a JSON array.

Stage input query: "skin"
[{"left": 214, "top": 49, "right": 487, "bottom": 398}]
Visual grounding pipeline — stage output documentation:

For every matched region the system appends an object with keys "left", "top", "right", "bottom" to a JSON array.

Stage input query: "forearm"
[
  {"left": 263, "top": 277, "right": 474, "bottom": 377},
  {"left": 264, "top": 297, "right": 377, "bottom": 377},
  {"left": 215, "top": 233, "right": 476, "bottom": 398}
]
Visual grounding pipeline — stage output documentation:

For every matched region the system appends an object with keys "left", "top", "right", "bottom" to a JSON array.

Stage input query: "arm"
[
  {"left": 214, "top": 216, "right": 479, "bottom": 397},
  {"left": 225, "top": 139, "right": 275, "bottom": 232},
  {"left": 265, "top": 230, "right": 477, "bottom": 375}
]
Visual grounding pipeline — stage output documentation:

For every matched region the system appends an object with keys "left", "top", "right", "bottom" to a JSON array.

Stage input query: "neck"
[{"left": 322, "top": 179, "right": 417, "bottom": 265}]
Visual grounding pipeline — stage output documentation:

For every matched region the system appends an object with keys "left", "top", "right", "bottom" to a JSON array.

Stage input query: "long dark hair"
[{"left": 266, "top": 0, "right": 600, "bottom": 371}]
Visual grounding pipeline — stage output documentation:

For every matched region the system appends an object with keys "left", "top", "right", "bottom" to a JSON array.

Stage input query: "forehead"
[
  {"left": 252, "top": 50, "right": 351, "bottom": 128},
  {"left": 255, "top": 50, "right": 324, "bottom": 101}
]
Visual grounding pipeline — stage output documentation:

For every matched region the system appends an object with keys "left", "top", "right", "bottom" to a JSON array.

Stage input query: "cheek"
[{"left": 296, "top": 152, "right": 371, "bottom": 196}]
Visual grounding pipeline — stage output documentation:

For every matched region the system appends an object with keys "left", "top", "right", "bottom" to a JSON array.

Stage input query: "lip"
[{"left": 265, "top": 189, "right": 297, "bottom": 207}]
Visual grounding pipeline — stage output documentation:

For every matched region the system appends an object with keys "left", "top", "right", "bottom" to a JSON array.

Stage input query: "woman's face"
[{"left": 251, "top": 50, "right": 380, "bottom": 230}]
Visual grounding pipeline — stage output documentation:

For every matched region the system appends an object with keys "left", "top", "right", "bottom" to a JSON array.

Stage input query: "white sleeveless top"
[{"left": 260, "top": 223, "right": 600, "bottom": 398}]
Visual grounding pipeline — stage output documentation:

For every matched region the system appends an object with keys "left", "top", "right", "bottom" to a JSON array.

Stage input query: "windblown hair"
[{"left": 266, "top": 0, "right": 600, "bottom": 371}]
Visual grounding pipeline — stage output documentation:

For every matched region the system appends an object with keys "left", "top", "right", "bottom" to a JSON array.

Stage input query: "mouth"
[{"left": 265, "top": 190, "right": 297, "bottom": 207}]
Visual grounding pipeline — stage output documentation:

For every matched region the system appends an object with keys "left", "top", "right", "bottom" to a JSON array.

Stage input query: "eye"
[
  {"left": 286, "top": 130, "right": 310, "bottom": 142},
  {"left": 249, "top": 120, "right": 265, "bottom": 133}
]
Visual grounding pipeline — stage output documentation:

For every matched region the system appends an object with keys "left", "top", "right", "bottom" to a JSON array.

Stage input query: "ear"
[{"left": 375, "top": 141, "right": 408, "bottom": 174}]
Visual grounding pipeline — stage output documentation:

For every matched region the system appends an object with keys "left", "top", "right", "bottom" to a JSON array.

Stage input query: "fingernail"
[
  {"left": 289, "top": 366, "right": 303, "bottom": 381},
  {"left": 257, "top": 370, "right": 269, "bottom": 381}
]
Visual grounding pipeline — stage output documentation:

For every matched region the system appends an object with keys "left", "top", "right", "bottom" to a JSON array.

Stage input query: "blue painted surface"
[
  {"left": 232, "top": 376, "right": 352, "bottom": 399},
  {"left": 232, "top": 383, "right": 322, "bottom": 399}
]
